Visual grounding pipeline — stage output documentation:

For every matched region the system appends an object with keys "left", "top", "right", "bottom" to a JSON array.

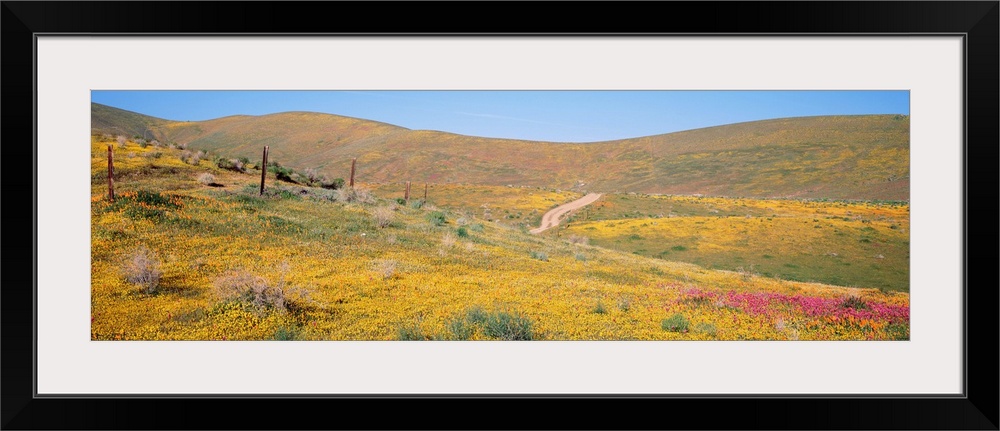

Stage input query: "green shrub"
[
  {"left": 104, "top": 190, "right": 181, "bottom": 221},
  {"left": 273, "top": 326, "right": 299, "bottom": 340},
  {"left": 884, "top": 322, "right": 909, "bottom": 340},
  {"left": 446, "top": 318, "right": 474, "bottom": 340},
  {"left": 321, "top": 178, "right": 345, "bottom": 190},
  {"left": 216, "top": 156, "right": 246, "bottom": 173},
  {"left": 409, "top": 199, "right": 425, "bottom": 209},
  {"left": 694, "top": 322, "right": 717, "bottom": 336},
  {"left": 593, "top": 300, "right": 607, "bottom": 314},
  {"left": 443, "top": 307, "right": 536, "bottom": 341},
  {"left": 482, "top": 311, "right": 534, "bottom": 340},
  {"left": 530, "top": 251, "right": 548, "bottom": 261},
  {"left": 135, "top": 190, "right": 176, "bottom": 207},
  {"left": 661, "top": 313, "right": 690, "bottom": 332},
  {"left": 268, "top": 163, "right": 297, "bottom": 183},
  {"left": 397, "top": 322, "right": 429, "bottom": 340},
  {"left": 263, "top": 188, "right": 301, "bottom": 201},
  {"left": 456, "top": 227, "right": 469, "bottom": 238},
  {"left": 426, "top": 211, "right": 446, "bottom": 226},
  {"left": 841, "top": 296, "right": 869, "bottom": 310},
  {"left": 276, "top": 169, "right": 296, "bottom": 183},
  {"left": 395, "top": 198, "right": 407, "bottom": 205},
  {"left": 469, "top": 223, "right": 484, "bottom": 232},
  {"left": 465, "top": 306, "right": 489, "bottom": 325}
]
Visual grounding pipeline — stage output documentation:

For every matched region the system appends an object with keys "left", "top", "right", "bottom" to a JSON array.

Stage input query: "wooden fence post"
[
  {"left": 423, "top": 184, "right": 427, "bottom": 200},
  {"left": 107, "top": 144, "right": 115, "bottom": 201},
  {"left": 349, "top": 158, "right": 356, "bottom": 188},
  {"left": 404, "top": 181, "right": 411, "bottom": 201},
  {"left": 260, "top": 146, "right": 269, "bottom": 196}
]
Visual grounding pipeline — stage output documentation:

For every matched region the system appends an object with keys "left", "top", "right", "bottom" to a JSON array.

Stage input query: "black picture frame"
[{"left": 3, "top": 2, "right": 997, "bottom": 429}]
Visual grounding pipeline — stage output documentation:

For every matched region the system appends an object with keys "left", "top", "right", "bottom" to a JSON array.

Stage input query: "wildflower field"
[
  {"left": 90, "top": 137, "right": 909, "bottom": 341},
  {"left": 555, "top": 193, "right": 909, "bottom": 292}
]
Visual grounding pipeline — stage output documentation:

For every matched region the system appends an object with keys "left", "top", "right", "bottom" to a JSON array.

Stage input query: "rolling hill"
[
  {"left": 88, "top": 137, "right": 910, "bottom": 340},
  {"left": 92, "top": 102, "right": 910, "bottom": 200}
]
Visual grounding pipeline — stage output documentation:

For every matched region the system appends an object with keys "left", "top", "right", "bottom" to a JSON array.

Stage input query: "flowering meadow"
[
  {"left": 556, "top": 193, "right": 909, "bottom": 292},
  {"left": 90, "top": 138, "right": 909, "bottom": 341}
]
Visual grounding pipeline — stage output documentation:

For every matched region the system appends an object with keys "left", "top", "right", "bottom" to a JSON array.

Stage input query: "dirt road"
[{"left": 529, "top": 193, "right": 602, "bottom": 234}]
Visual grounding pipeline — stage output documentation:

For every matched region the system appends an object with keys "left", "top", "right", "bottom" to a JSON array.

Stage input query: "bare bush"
[
  {"left": 213, "top": 269, "right": 287, "bottom": 312},
  {"left": 303, "top": 167, "right": 329, "bottom": 186},
  {"left": 736, "top": 264, "right": 759, "bottom": 282},
  {"left": 338, "top": 186, "right": 376, "bottom": 204},
  {"left": 197, "top": 173, "right": 216, "bottom": 186},
  {"left": 372, "top": 206, "right": 395, "bottom": 228},
  {"left": 441, "top": 232, "right": 457, "bottom": 248},
  {"left": 566, "top": 234, "right": 590, "bottom": 245},
  {"left": 372, "top": 259, "right": 398, "bottom": 280},
  {"left": 180, "top": 150, "right": 205, "bottom": 165},
  {"left": 124, "top": 246, "right": 162, "bottom": 293},
  {"left": 115, "top": 135, "right": 127, "bottom": 148}
]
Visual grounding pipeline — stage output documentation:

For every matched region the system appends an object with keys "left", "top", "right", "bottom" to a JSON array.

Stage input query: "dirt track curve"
[{"left": 529, "top": 193, "right": 603, "bottom": 234}]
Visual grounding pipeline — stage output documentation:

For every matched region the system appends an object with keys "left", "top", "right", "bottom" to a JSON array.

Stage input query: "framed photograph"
[{"left": 4, "top": 2, "right": 996, "bottom": 429}]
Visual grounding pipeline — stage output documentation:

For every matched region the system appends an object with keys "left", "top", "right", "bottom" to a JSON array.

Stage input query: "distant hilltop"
[{"left": 92, "top": 102, "right": 909, "bottom": 201}]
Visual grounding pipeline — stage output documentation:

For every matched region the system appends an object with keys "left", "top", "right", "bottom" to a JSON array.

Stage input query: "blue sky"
[{"left": 92, "top": 90, "right": 909, "bottom": 143}]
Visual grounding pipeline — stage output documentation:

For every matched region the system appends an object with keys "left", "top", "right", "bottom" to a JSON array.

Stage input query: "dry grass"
[
  {"left": 213, "top": 269, "right": 287, "bottom": 312},
  {"left": 441, "top": 232, "right": 457, "bottom": 248},
  {"left": 197, "top": 173, "right": 216, "bottom": 186},
  {"left": 339, "top": 186, "right": 376, "bottom": 204},
  {"left": 123, "top": 245, "right": 162, "bottom": 294},
  {"left": 372, "top": 259, "right": 398, "bottom": 280},
  {"left": 372, "top": 206, "right": 395, "bottom": 228}
]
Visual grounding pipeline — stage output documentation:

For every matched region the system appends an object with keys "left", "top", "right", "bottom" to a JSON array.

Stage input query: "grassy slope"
[
  {"left": 93, "top": 103, "right": 910, "bottom": 201},
  {"left": 369, "top": 183, "right": 583, "bottom": 231},
  {"left": 90, "top": 138, "right": 909, "bottom": 341},
  {"left": 91, "top": 102, "right": 173, "bottom": 139},
  {"left": 554, "top": 194, "right": 909, "bottom": 292}
]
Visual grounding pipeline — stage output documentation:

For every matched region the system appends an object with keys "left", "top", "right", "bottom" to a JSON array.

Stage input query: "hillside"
[
  {"left": 89, "top": 136, "right": 910, "bottom": 341},
  {"left": 92, "top": 103, "right": 910, "bottom": 200},
  {"left": 91, "top": 102, "right": 173, "bottom": 139}
]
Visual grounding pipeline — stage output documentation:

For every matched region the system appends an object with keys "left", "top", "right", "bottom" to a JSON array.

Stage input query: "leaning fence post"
[
  {"left": 107, "top": 144, "right": 115, "bottom": 201},
  {"left": 259, "top": 146, "right": 269, "bottom": 196},
  {"left": 349, "top": 158, "right": 356, "bottom": 188}
]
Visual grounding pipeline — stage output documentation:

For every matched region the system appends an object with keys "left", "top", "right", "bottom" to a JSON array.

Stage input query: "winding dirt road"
[{"left": 529, "top": 193, "right": 603, "bottom": 234}]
